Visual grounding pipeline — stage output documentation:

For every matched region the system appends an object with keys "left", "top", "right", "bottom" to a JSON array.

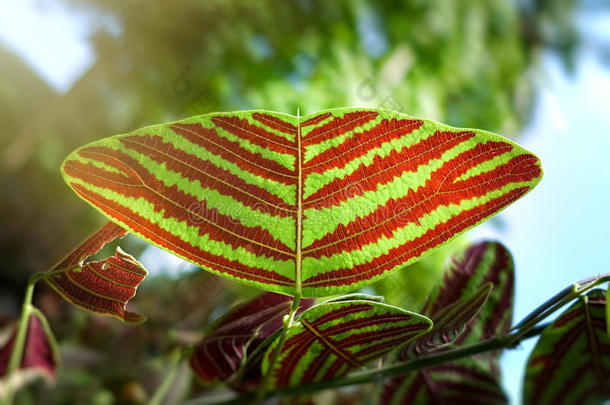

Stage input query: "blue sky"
[
  {"left": 0, "top": 0, "right": 94, "bottom": 92},
  {"left": 1, "top": 1, "right": 610, "bottom": 403},
  {"left": 468, "top": 46, "right": 610, "bottom": 401}
]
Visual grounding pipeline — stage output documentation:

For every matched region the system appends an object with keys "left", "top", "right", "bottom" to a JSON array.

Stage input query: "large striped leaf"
[
  {"left": 378, "top": 242, "right": 514, "bottom": 405},
  {"left": 262, "top": 298, "right": 432, "bottom": 388},
  {"left": 61, "top": 108, "right": 542, "bottom": 297},
  {"left": 190, "top": 292, "right": 313, "bottom": 389},
  {"left": 523, "top": 289, "right": 610, "bottom": 405}
]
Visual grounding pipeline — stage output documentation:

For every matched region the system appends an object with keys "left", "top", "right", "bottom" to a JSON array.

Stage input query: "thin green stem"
[
  {"left": 255, "top": 294, "right": 301, "bottom": 403},
  {"left": 149, "top": 349, "right": 184, "bottom": 405},
  {"left": 510, "top": 273, "right": 610, "bottom": 342}
]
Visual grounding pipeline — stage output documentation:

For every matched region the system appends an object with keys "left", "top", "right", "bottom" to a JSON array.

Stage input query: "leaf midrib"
[{"left": 295, "top": 110, "right": 303, "bottom": 295}]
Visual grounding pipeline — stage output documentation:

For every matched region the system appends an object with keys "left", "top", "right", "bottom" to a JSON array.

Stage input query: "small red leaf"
[
  {"left": 0, "top": 311, "right": 59, "bottom": 385},
  {"left": 43, "top": 222, "right": 148, "bottom": 323}
]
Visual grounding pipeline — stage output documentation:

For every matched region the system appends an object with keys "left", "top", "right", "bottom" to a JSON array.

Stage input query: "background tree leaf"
[
  {"left": 378, "top": 241, "right": 515, "bottom": 405},
  {"left": 262, "top": 298, "right": 432, "bottom": 388},
  {"left": 0, "top": 310, "right": 59, "bottom": 395},
  {"left": 523, "top": 289, "right": 610, "bottom": 405},
  {"left": 190, "top": 292, "right": 313, "bottom": 389},
  {"left": 41, "top": 222, "right": 148, "bottom": 323},
  {"left": 61, "top": 108, "right": 542, "bottom": 297}
]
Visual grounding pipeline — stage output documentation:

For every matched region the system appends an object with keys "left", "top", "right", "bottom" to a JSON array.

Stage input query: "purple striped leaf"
[
  {"left": 190, "top": 292, "right": 313, "bottom": 388},
  {"left": 61, "top": 109, "right": 542, "bottom": 297},
  {"left": 377, "top": 241, "right": 514, "bottom": 405},
  {"left": 0, "top": 310, "right": 59, "bottom": 392},
  {"left": 41, "top": 222, "right": 148, "bottom": 323},
  {"left": 401, "top": 282, "right": 492, "bottom": 358},
  {"left": 523, "top": 289, "right": 610, "bottom": 405},
  {"left": 262, "top": 298, "right": 432, "bottom": 388}
]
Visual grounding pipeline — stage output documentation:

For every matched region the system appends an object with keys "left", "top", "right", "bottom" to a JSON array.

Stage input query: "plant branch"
[
  {"left": 188, "top": 324, "right": 545, "bottom": 405},
  {"left": 509, "top": 273, "right": 610, "bottom": 342},
  {"left": 188, "top": 275, "right": 610, "bottom": 405}
]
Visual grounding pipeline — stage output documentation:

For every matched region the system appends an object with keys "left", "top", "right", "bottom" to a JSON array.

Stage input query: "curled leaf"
[{"left": 42, "top": 222, "right": 148, "bottom": 323}]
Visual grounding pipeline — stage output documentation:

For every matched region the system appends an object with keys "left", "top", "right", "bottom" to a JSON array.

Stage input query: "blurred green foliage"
[{"left": 0, "top": 0, "right": 579, "bottom": 403}]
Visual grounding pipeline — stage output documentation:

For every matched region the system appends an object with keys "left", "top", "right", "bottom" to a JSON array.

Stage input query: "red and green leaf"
[
  {"left": 41, "top": 222, "right": 148, "bottom": 323},
  {"left": 61, "top": 108, "right": 542, "bottom": 297},
  {"left": 190, "top": 292, "right": 313, "bottom": 388},
  {"left": 378, "top": 241, "right": 515, "bottom": 405},
  {"left": 400, "top": 282, "right": 492, "bottom": 358},
  {"left": 523, "top": 289, "right": 610, "bottom": 405},
  {"left": 262, "top": 298, "right": 432, "bottom": 388},
  {"left": 0, "top": 310, "right": 59, "bottom": 391}
]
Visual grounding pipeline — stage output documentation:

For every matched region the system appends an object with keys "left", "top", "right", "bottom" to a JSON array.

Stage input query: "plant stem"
[
  {"left": 188, "top": 276, "right": 610, "bottom": 405},
  {"left": 149, "top": 349, "right": 183, "bottom": 405},
  {"left": 255, "top": 294, "right": 301, "bottom": 402},
  {"left": 188, "top": 325, "right": 546, "bottom": 405},
  {"left": 510, "top": 273, "right": 610, "bottom": 342}
]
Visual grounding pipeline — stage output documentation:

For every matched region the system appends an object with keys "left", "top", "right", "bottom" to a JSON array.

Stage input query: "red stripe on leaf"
[
  {"left": 303, "top": 118, "right": 423, "bottom": 172},
  {"left": 302, "top": 187, "right": 530, "bottom": 288},
  {"left": 303, "top": 130, "right": 474, "bottom": 207},
  {"left": 68, "top": 184, "right": 294, "bottom": 287},
  {"left": 303, "top": 144, "right": 539, "bottom": 257},
  {"left": 120, "top": 135, "right": 296, "bottom": 214},
  {"left": 252, "top": 113, "right": 297, "bottom": 134},
  {"left": 63, "top": 149, "right": 295, "bottom": 259},
  {"left": 211, "top": 115, "right": 297, "bottom": 153},
  {"left": 302, "top": 111, "right": 379, "bottom": 145},
  {"left": 170, "top": 123, "right": 296, "bottom": 181},
  {"left": 300, "top": 113, "right": 332, "bottom": 127}
]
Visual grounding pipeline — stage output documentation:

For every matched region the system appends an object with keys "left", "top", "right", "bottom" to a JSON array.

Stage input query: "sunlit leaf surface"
[{"left": 62, "top": 109, "right": 542, "bottom": 297}]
